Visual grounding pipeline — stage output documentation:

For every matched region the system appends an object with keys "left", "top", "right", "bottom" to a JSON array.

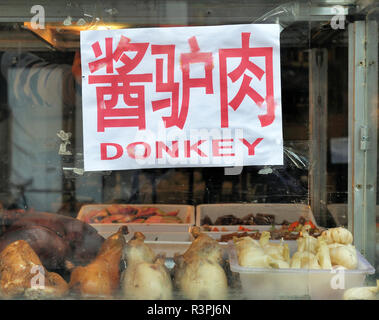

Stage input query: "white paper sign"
[{"left": 80, "top": 24, "right": 283, "bottom": 171}]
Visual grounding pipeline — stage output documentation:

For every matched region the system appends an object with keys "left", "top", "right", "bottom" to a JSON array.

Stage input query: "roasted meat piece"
[
  {"left": 68, "top": 226, "right": 127, "bottom": 298},
  {"left": 0, "top": 240, "right": 68, "bottom": 299},
  {"left": 0, "top": 210, "right": 105, "bottom": 271},
  {"left": 173, "top": 227, "right": 228, "bottom": 300},
  {"left": 121, "top": 232, "right": 173, "bottom": 300}
]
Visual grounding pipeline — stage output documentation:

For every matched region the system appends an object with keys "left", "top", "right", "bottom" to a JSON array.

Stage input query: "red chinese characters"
[
  {"left": 151, "top": 36, "right": 214, "bottom": 129},
  {"left": 87, "top": 32, "right": 276, "bottom": 133},
  {"left": 219, "top": 32, "right": 275, "bottom": 128},
  {"left": 88, "top": 36, "right": 152, "bottom": 132},
  {"left": 179, "top": 36, "right": 214, "bottom": 129},
  {"left": 151, "top": 44, "right": 180, "bottom": 128}
]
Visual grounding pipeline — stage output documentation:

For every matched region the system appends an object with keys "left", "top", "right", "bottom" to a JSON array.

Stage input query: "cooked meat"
[{"left": 0, "top": 210, "right": 105, "bottom": 271}]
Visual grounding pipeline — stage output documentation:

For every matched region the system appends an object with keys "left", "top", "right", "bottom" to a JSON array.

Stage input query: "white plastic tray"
[
  {"left": 77, "top": 204, "right": 195, "bottom": 234},
  {"left": 196, "top": 203, "right": 319, "bottom": 232},
  {"left": 227, "top": 240, "right": 375, "bottom": 300}
]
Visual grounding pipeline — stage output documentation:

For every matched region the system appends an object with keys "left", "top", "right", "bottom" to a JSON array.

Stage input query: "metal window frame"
[
  {"left": 348, "top": 19, "right": 378, "bottom": 265},
  {"left": 309, "top": 48, "right": 328, "bottom": 227}
]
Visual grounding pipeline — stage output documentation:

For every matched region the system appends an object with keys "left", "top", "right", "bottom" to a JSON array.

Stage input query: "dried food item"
[
  {"left": 254, "top": 213, "right": 275, "bottom": 225},
  {"left": 121, "top": 233, "right": 172, "bottom": 300},
  {"left": 204, "top": 213, "right": 275, "bottom": 226},
  {"left": 220, "top": 231, "right": 259, "bottom": 242},
  {"left": 68, "top": 226, "right": 127, "bottom": 298},
  {"left": 218, "top": 225, "right": 321, "bottom": 242},
  {"left": 277, "top": 217, "right": 322, "bottom": 239},
  {"left": 0, "top": 240, "right": 68, "bottom": 299},
  {"left": 270, "top": 229, "right": 300, "bottom": 240},
  {"left": 203, "top": 214, "right": 317, "bottom": 229},
  {"left": 173, "top": 226, "right": 228, "bottom": 300},
  {"left": 214, "top": 215, "right": 244, "bottom": 225},
  {"left": 200, "top": 215, "right": 213, "bottom": 226},
  {"left": 241, "top": 214, "right": 255, "bottom": 225},
  {"left": 82, "top": 205, "right": 182, "bottom": 224}
]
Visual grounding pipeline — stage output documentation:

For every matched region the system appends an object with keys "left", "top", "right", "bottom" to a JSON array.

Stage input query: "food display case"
[{"left": 0, "top": 0, "right": 377, "bottom": 302}]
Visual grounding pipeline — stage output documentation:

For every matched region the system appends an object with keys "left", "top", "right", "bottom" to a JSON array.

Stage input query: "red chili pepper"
[{"left": 288, "top": 221, "right": 300, "bottom": 232}]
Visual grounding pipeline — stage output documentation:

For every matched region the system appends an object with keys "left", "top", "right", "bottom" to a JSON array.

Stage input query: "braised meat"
[
  {"left": 0, "top": 240, "right": 68, "bottom": 299},
  {"left": 201, "top": 213, "right": 274, "bottom": 226},
  {"left": 214, "top": 215, "right": 244, "bottom": 225},
  {"left": 121, "top": 232, "right": 173, "bottom": 300},
  {"left": 68, "top": 226, "right": 127, "bottom": 298},
  {"left": 0, "top": 210, "right": 105, "bottom": 271},
  {"left": 254, "top": 213, "right": 275, "bottom": 225},
  {"left": 173, "top": 226, "right": 228, "bottom": 300}
]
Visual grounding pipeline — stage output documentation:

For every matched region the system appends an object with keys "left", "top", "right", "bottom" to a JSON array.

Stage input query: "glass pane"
[
  {"left": 369, "top": 7, "right": 379, "bottom": 280},
  {"left": 0, "top": 0, "right": 377, "bottom": 301}
]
